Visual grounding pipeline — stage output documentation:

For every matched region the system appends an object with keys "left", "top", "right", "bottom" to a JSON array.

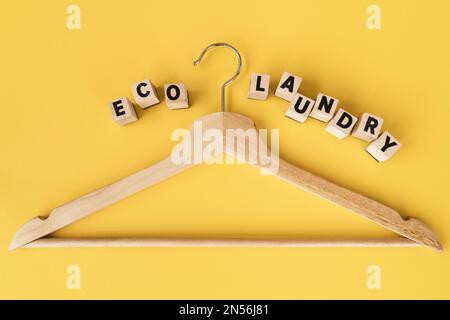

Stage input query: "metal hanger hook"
[{"left": 193, "top": 43, "right": 242, "bottom": 112}]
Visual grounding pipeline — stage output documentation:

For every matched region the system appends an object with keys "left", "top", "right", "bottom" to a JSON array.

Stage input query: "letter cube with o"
[{"left": 164, "top": 83, "right": 189, "bottom": 109}]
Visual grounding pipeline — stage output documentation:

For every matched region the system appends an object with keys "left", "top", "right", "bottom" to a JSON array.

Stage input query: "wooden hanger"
[{"left": 10, "top": 43, "right": 442, "bottom": 252}]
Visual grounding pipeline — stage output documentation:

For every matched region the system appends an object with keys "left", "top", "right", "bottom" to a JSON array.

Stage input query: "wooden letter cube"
[
  {"left": 130, "top": 79, "right": 160, "bottom": 109},
  {"left": 309, "top": 93, "right": 339, "bottom": 122},
  {"left": 365, "top": 131, "right": 401, "bottom": 162},
  {"left": 274, "top": 71, "right": 302, "bottom": 102},
  {"left": 325, "top": 108, "right": 358, "bottom": 139},
  {"left": 248, "top": 73, "right": 270, "bottom": 100},
  {"left": 108, "top": 97, "right": 138, "bottom": 125},
  {"left": 285, "top": 93, "right": 315, "bottom": 123},
  {"left": 164, "top": 83, "right": 189, "bottom": 109},
  {"left": 351, "top": 112, "right": 384, "bottom": 141}
]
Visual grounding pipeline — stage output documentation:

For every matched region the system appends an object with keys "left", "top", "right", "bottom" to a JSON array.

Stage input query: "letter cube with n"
[
  {"left": 365, "top": 132, "right": 401, "bottom": 162},
  {"left": 248, "top": 73, "right": 270, "bottom": 100},
  {"left": 164, "top": 83, "right": 189, "bottom": 109},
  {"left": 130, "top": 79, "right": 160, "bottom": 109},
  {"left": 310, "top": 93, "right": 339, "bottom": 122},
  {"left": 109, "top": 97, "right": 138, "bottom": 125}
]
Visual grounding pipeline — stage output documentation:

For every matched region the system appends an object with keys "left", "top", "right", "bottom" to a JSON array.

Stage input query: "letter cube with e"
[
  {"left": 285, "top": 93, "right": 315, "bottom": 123},
  {"left": 352, "top": 112, "right": 384, "bottom": 142},
  {"left": 309, "top": 93, "right": 339, "bottom": 122},
  {"left": 365, "top": 131, "right": 401, "bottom": 162},
  {"left": 248, "top": 73, "right": 270, "bottom": 100},
  {"left": 164, "top": 83, "right": 189, "bottom": 109},
  {"left": 275, "top": 72, "right": 302, "bottom": 102},
  {"left": 109, "top": 97, "right": 138, "bottom": 125},
  {"left": 325, "top": 108, "right": 358, "bottom": 139},
  {"left": 130, "top": 79, "right": 160, "bottom": 109}
]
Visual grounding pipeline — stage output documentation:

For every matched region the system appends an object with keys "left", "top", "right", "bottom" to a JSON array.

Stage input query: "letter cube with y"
[
  {"left": 325, "top": 108, "right": 358, "bottom": 139},
  {"left": 365, "top": 131, "right": 401, "bottom": 162},
  {"left": 352, "top": 112, "right": 384, "bottom": 141},
  {"left": 164, "top": 83, "right": 189, "bottom": 109},
  {"left": 309, "top": 93, "right": 339, "bottom": 122},
  {"left": 285, "top": 93, "right": 315, "bottom": 123},
  {"left": 130, "top": 79, "right": 160, "bottom": 109},
  {"left": 109, "top": 97, "right": 138, "bottom": 125},
  {"left": 248, "top": 73, "right": 270, "bottom": 100},
  {"left": 275, "top": 72, "right": 302, "bottom": 101}
]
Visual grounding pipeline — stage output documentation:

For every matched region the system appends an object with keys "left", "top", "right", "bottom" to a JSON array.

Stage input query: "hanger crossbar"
[{"left": 23, "top": 237, "right": 420, "bottom": 248}]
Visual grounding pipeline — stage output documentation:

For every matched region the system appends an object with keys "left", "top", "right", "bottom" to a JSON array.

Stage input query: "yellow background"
[{"left": 1, "top": 0, "right": 449, "bottom": 299}]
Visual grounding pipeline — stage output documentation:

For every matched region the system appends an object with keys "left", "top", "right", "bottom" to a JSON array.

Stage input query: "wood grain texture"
[
  {"left": 269, "top": 159, "right": 441, "bottom": 251},
  {"left": 24, "top": 237, "right": 420, "bottom": 248},
  {"left": 10, "top": 158, "right": 193, "bottom": 250},
  {"left": 10, "top": 112, "right": 442, "bottom": 251}
]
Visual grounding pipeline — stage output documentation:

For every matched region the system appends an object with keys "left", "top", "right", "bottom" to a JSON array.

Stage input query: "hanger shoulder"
[
  {"left": 10, "top": 112, "right": 225, "bottom": 250},
  {"left": 221, "top": 111, "right": 441, "bottom": 251},
  {"left": 9, "top": 157, "right": 193, "bottom": 250},
  {"left": 267, "top": 158, "right": 442, "bottom": 251}
]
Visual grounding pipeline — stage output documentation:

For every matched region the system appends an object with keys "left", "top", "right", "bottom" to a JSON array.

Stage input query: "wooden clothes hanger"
[{"left": 10, "top": 43, "right": 442, "bottom": 252}]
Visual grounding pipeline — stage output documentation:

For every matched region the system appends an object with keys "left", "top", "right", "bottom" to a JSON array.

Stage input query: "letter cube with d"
[{"left": 325, "top": 108, "right": 358, "bottom": 139}]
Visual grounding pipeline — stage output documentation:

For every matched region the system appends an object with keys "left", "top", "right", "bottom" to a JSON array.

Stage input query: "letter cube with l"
[{"left": 248, "top": 73, "right": 270, "bottom": 100}]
